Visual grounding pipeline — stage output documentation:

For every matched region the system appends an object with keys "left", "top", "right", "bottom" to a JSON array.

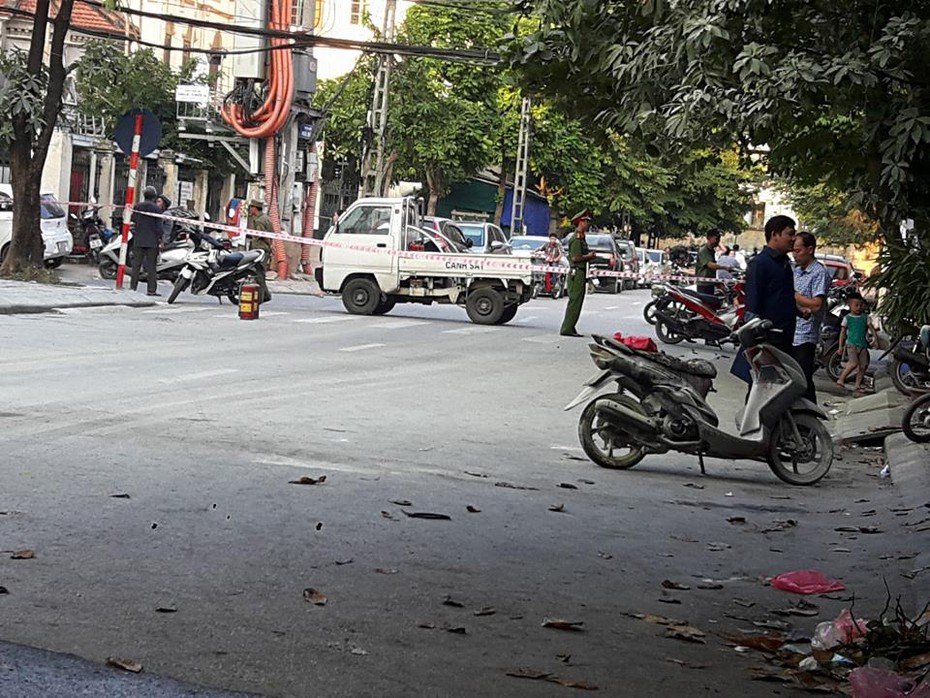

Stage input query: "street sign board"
[
  {"left": 114, "top": 109, "right": 162, "bottom": 158},
  {"left": 175, "top": 84, "right": 210, "bottom": 104}
]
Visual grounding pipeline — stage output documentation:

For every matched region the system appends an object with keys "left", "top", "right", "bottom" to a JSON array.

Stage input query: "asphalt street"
[{"left": 1, "top": 272, "right": 927, "bottom": 696}]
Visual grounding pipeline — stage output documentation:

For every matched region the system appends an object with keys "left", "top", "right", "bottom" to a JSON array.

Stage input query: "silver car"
[{"left": 455, "top": 221, "right": 511, "bottom": 254}]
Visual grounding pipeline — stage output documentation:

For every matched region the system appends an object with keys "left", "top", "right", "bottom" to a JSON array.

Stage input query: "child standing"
[{"left": 836, "top": 292, "right": 874, "bottom": 392}]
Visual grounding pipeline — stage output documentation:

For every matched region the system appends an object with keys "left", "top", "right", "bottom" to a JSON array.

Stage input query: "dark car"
[
  {"left": 613, "top": 237, "right": 640, "bottom": 289},
  {"left": 563, "top": 232, "right": 625, "bottom": 293}
]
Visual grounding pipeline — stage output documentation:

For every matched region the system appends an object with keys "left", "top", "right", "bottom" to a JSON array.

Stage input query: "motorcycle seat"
[
  {"left": 218, "top": 252, "right": 244, "bottom": 268},
  {"left": 240, "top": 250, "right": 264, "bottom": 264},
  {"left": 681, "top": 288, "right": 723, "bottom": 309},
  {"left": 636, "top": 351, "right": 717, "bottom": 378}
]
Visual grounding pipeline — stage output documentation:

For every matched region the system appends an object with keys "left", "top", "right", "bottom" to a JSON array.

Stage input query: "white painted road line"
[
  {"left": 158, "top": 368, "right": 239, "bottom": 384},
  {"left": 257, "top": 311, "right": 290, "bottom": 317},
  {"left": 605, "top": 306, "right": 619, "bottom": 310},
  {"left": 294, "top": 315, "right": 360, "bottom": 324},
  {"left": 339, "top": 343, "right": 386, "bottom": 352},
  {"left": 369, "top": 319, "right": 430, "bottom": 329},
  {"left": 142, "top": 306, "right": 213, "bottom": 314},
  {"left": 443, "top": 326, "right": 501, "bottom": 335}
]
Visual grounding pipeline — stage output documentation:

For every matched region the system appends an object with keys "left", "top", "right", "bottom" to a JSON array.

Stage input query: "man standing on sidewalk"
[
  {"left": 247, "top": 200, "right": 274, "bottom": 269},
  {"left": 560, "top": 211, "right": 597, "bottom": 337},
  {"left": 792, "top": 231, "right": 832, "bottom": 403},
  {"left": 130, "top": 186, "right": 163, "bottom": 296}
]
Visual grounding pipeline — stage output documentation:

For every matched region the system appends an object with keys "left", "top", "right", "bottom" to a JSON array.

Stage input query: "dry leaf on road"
[
  {"left": 558, "top": 482, "right": 578, "bottom": 490},
  {"left": 466, "top": 505, "right": 481, "bottom": 513},
  {"left": 443, "top": 595, "right": 465, "bottom": 608},
  {"left": 374, "top": 568, "right": 398, "bottom": 575},
  {"left": 902, "top": 651, "right": 930, "bottom": 670},
  {"left": 155, "top": 607, "right": 177, "bottom": 614},
  {"left": 548, "top": 504, "right": 566, "bottom": 513},
  {"left": 10, "top": 550, "right": 34, "bottom": 560},
  {"left": 109, "top": 493, "right": 131, "bottom": 499},
  {"left": 334, "top": 559, "right": 354, "bottom": 566},
  {"left": 662, "top": 579, "right": 691, "bottom": 591},
  {"left": 402, "top": 511, "right": 451, "bottom": 520},
  {"left": 390, "top": 499, "right": 412, "bottom": 506},
  {"left": 303, "top": 588, "right": 327, "bottom": 606},
  {"left": 506, "top": 669, "right": 599, "bottom": 691},
  {"left": 664, "top": 624, "right": 706, "bottom": 644},
  {"left": 542, "top": 618, "right": 584, "bottom": 631},
  {"left": 289, "top": 475, "right": 326, "bottom": 485},
  {"left": 494, "top": 481, "right": 539, "bottom": 491},
  {"left": 474, "top": 607, "right": 496, "bottom": 616},
  {"left": 107, "top": 657, "right": 143, "bottom": 673},
  {"left": 445, "top": 625, "right": 467, "bottom": 634}
]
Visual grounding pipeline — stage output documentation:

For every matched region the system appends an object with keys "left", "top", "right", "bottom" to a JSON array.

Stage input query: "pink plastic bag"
[
  {"left": 849, "top": 667, "right": 930, "bottom": 698},
  {"left": 612, "top": 332, "right": 658, "bottom": 352},
  {"left": 770, "top": 569, "right": 846, "bottom": 595}
]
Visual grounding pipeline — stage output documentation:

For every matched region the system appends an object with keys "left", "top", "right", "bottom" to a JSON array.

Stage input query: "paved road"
[{"left": 1, "top": 281, "right": 926, "bottom": 696}]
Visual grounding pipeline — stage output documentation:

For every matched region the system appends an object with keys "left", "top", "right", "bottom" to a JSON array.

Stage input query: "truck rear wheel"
[
  {"left": 342, "top": 277, "right": 381, "bottom": 315},
  {"left": 466, "top": 287, "right": 504, "bottom": 325}
]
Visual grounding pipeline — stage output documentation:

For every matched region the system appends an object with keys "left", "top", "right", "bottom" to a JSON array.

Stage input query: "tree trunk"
[
  {"left": 425, "top": 165, "right": 444, "bottom": 217},
  {"left": 0, "top": 0, "right": 75, "bottom": 276}
]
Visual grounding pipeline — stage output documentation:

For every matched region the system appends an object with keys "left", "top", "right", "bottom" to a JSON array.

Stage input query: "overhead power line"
[{"left": 66, "top": 0, "right": 502, "bottom": 65}]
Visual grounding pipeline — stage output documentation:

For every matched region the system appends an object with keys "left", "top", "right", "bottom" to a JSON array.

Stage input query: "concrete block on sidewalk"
[
  {"left": 845, "top": 389, "right": 907, "bottom": 416},
  {"left": 884, "top": 433, "right": 930, "bottom": 508}
]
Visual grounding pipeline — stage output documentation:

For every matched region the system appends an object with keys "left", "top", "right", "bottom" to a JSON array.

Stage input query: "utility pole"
[
  {"left": 359, "top": 0, "right": 396, "bottom": 198},
  {"left": 511, "top": 97, "right": 531, "bottom": 236}
]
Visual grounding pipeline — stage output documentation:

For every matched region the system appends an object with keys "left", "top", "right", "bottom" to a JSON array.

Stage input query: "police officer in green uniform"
[{"left": 560, "top": 210, "right": 597, "bottom": 337}]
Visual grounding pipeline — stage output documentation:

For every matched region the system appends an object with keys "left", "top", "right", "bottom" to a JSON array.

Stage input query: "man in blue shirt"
[
  {"left": 792, "top": 231, "right": 832, "bottom": 402},
  {"left": 731, "top": 215, "right": 797, "bottom": 383}
]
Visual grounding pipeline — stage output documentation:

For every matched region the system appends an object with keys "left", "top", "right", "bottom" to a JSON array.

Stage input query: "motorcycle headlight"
[{"left": 651, "top": 285, "right": 667, "bottom": 298}]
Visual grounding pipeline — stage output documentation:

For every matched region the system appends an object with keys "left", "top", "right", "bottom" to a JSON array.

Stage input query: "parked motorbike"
[
  {"left": 565, "top": 320, "right": 833, "bottom": 485},
  {"left": 651, "top": 279, "right": 746, "bottom": 346},
  {"left": 98, "top": 206, "right": 198, "bottom": 281},
  {"left": 167, "top": 230, "right": 271, "bottom": 305},
  {"left": 902, "top": 391, "right": 930, "bottom": 443},
  {"left": 886, "top": 334, "right": 930, "bottom": 395}
]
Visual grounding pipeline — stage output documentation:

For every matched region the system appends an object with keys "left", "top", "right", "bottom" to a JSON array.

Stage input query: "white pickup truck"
[{"left": 316, "top": 197, "right": 533, "bottom": 325}]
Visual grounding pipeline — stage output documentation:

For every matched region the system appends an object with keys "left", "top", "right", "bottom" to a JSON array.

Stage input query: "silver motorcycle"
[{"left": 565, "top": 319, "right": 834, "bottom": 485}]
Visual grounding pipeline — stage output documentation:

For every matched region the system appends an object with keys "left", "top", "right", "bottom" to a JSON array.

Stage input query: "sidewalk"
[
  {"left": 0, "top": 272, "right": 325, "bottom": 315},
  {"left": 0, "top": 279, "right": 156, "bottom": 315}
]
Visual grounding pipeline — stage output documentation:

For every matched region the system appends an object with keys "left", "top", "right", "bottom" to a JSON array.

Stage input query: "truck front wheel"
[
  {"left": 466, "top": 287, "right": 504, "bottom": 325},
  {"left": 342, "top": 277, "right": 381, "bottom": 315}
]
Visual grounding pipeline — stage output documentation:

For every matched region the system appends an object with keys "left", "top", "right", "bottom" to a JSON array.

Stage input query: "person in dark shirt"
[
  {"left": 731, "top": 215, "right": 797, "bottom": 382},
  {"left": 130, "top": 186, "right": 163, "bottom": 296}
]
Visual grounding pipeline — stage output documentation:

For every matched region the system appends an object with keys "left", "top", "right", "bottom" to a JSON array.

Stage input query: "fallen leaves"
[
  {"left": 901, "top": 651, "right": 930, "bottom": 670},
  {"left": 662, "top": 579, "right": 691, "bottom": 591},
  {"left": 548, "top": 504, "right": 566, "bottom": 513},
  {"left": 107, "top": 657, "right": 143, "bottom": 673},
  {"left": 706, "top": 542, "right": 731, "bottom": 552},
  {"left": 374, "top": 568, "right": 398, "bottom": 575},
  {"left": 727, "top": 516, "right": 746, "bottom": 524},
  {"left": 302, "top": 588, "right": 327, "bottom": 606},
  {"left": 542, "top": 618, "right": 585, "bottom": 632},
  {"left": 390, "top": 499, "right": 412, "bottom": 506},
  {"left": 334, "top": 558, "right": 354, "bottom": 566},
  {"left": 772, "top": 600, "right": 819, "bottom": 617},
  {"left": 760, "top": 519, "right": 797, "bottom": 534},
  {"left": 494, "top": 481, "right": 539, "bottom": 491},
  {"left": 402, "top": 510, "right": 451, "bottom": 520},
  {"left": 835, "top": 525, "right": 883, "bottom": 534},
  {"left": 0, "top": 586, "right": 9, "bottom": 594},
  {"left": 289, "top": 475, "right": 326, "bottom": 486},
  {"left": 473, "top": 607, "right": 496, "bottom": 617},
  {"left": 154, "top": 607, "right": 177, "bottom": 614},
  {"left": 10, "top": 549, "right": 34, "bottom": 560},
  {"left": 466, "top": 505, "right": 481, "bottom": 513},
  {"left": 109, "top": 493, "right": 131, "bottom": 499},
  {"left": 558, "top": 482, "right": 578, "bottom": 490},
  {"left": 664, "top": 624, "right": 706, "bottom": 644},
  {"left": 443, "top": 595, "right": 465, "bottom": 608},
  {"left": 506, "top": 669, "right": 598, "bottom": 691}
]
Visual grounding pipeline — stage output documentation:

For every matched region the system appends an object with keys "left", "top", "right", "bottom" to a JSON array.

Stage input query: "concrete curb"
[
  {"left": 0, "top": 301, "right": 157, "bottom": 315},
  {"left": 884, "top": 432, "right": 930, "bottom": 509}
]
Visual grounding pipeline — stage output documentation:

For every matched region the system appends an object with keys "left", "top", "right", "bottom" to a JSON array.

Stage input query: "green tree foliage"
[
  {"left": 511, "top": 0, "right": 930, "bottom": 327},
  {"left": 75, "top": 41, "right": 231, "bottom": 171},
  {"left": 783, "top": 181, "right": 879, "bottom": 247},
  {"left": 389, "top": 5, "right": 509, "bottom": 213}
]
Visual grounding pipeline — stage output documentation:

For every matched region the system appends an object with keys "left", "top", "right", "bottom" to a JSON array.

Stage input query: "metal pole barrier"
[{"left": 115, "top": 112, "right": 144, "bottom": 290}]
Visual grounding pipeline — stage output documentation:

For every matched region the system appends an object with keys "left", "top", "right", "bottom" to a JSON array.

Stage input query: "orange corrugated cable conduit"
[{"left": 221, "top": 0, "right": 294, "bottom": 278}]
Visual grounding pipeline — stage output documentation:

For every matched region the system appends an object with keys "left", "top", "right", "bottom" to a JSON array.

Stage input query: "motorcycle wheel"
[
  {"left": 99, "top": 258, "right": 117, "bottom": 280},
  {"left": 825, "top": 345, "right": 844, "bottom": 382},
  {"left": 656, "top": 319, "right": 685, "bottom": 344},
  {"left": 643, "top": 300, "right": 658, "bottom": 325},
  {"left": 578, "top": 394, "right": 646, "bottom": 470},
  {"left": 891, "top": 359, "right": 930, "bottom": 395},
  {"left": 766, "top": 413, "right": 833, "bottom": 485},
  {"left": 902, "top": 392, "right": 930, "bottom": 443},
  {"left": 167, "top": 275, "right": 190, "bottom": 304}
]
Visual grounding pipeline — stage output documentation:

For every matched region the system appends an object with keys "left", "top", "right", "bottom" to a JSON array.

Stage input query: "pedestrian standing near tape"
[
  {"left": 130, "top": 186, "right": 163, "bottom": 296},
  {"left": 247, "top": 199, "right": 273, "bottom": 268},
  {"left": 791, "top": 231, "right": 832, "bottom": 403},
  {"left": 560, "top": 210, "right": 597, "bottom": 337},
  {"left": 695, "top": 228, "right": 722, "bottom": 295}
]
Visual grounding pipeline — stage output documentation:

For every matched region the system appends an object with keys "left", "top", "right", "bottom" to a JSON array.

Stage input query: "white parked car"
[{"left": 0, "top": 184, "right": 73, "bottom": 268}]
